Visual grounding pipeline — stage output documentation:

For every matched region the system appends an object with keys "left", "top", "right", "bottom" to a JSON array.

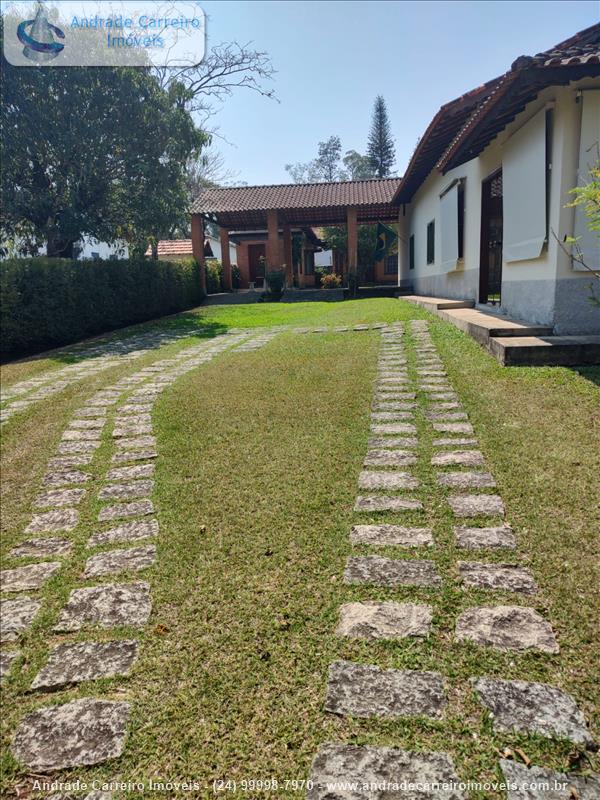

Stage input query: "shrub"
[
  {"left": 264, "top": 269, "right": 286, "bottom": 300},
  {"left": 205, "top": 259, "right": 223, "bottom": 294},
  {"left": 0, "top": 256, "right": 204, "bottom": 359},
  {"left": 232, "top": 265, "right": 241, "bottom": 290},
  {"left": 321, "top": 272, "right": 342, "bottom": 289}
]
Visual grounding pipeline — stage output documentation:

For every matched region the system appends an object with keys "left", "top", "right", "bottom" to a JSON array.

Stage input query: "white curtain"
[
  {"left": 440, "top": 183, "right": 459, "bottom": 271},
  {"left": 502, "top": 110, "right": 547, "bottom": 262},
  {"left": 573, "top": 91, "right": 600, "bottom": 271}
]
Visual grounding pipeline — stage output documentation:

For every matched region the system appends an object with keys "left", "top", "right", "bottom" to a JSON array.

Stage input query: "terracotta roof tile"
[
  {"left": 191, "top": 178, "right": 401, "bottom": 215},
  {"left": 144, "top": 240, "right": 193, "bottom": 256}
]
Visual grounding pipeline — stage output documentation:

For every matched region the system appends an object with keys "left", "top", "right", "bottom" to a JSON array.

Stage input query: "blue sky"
[{"left": 201, "top": 0, "right": 598, "bottom": 185}]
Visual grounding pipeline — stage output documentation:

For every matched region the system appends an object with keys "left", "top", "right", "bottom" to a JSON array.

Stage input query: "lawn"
[{"left": 1, "top": 298, "right": 598, "bottom": 799}]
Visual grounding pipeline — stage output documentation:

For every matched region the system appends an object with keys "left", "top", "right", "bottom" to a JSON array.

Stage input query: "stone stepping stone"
[
  {"left": 429, "top": 402, "right": 461, "bottom": 410},
  {"left": 69, "top": 418, "right": 106, "bottom": 430},
  {"left": 114, "top": 435, "right": 157, "bottom": 450},
  {"left": 119, "top": 403, "right": 153, "bottom": 414},
  {"left": 433, "top": 437, "right": 479, "bottom": 447},
  {"left": 350, "top": 524, "right": 433, "bottom": 547},
  {"left": 84, "top": 545, "right": 157, "bottom": 577},
  {"left": 458, "top": 562, "right": 537, "bottom": 594},
  {"left": 370, "top": 411, "right": 413, "bottom": 421},
  {"left": 455, "top": 606, "right": 559, "bottom": 653},
  {"left": 455, "top": 525, "right": 516, "bottom": 549},
  {"left": 54, "top": 582, "right": 152, "bottom": 632},
  {"left": 107, "top": 463, "right": 155, "bottom": 481},
  {"left": 438, "top": 472, "right": 496, "bottom": 489},
  {"left": 371, "top": 423, "right": 417, "bottom": 435},
  {"left": 11, "top": 698, "right": 130, "bottom": 770},
  {"left": 1, "top": 596, "right": 41, "bottom": 642},
  {"left": 358, "top": 471, "right": 420, "bottom": 490},
  {"left": 364, "top": 450, "right": 417, "bottom": 467},
  {"left": 43, "top": 469, "right": 92, "bottom": 487},
  {"left": 432, "top": 450, "right": 485, "bottom": 467},
  {"left": 448, "top": 494, "right": 505, "bottom": 517},
  {"left": 325, "top": 660, "right": 447, "bottom": 719},
  {"left": 112, "top": 448, "right": 158, "bottom": 464},
  {"left": 88, "top": 519, "right": 159, "bottom": 547},
  {"left": 1, "top": 561, "right": 61, "bottom": 592},
  {"left": 114, "top": 413, "right": 152, "bottom": 426},
  {"left": 337, "top": 601, "right": 433, "bottom": 640},
  {"left": 378, "top": 375, "right": 409, "bottom": 383},
  {"left": 31, "top": 640, "right": 139, "bottom": 690},
  {"left": 98, "top": 499, "right": 154, "bottom": 521},
  {"left": 10, "top": 538, "right": 72, "bottom": 560},
  {"left": 25, "top": 508, "right": 79, "bottom": 533},
  {"left": 368, "top": 436, "right": 418, "bottom": 448},
  {"left": 344, "top": 556, "right": 441, "bottom": 587},
  {"left": 375, "top": 391, "right": 416, "bottom": 401},
  {"left": 62, "top": 429, "right": 102, "bottom": 441},
  {"left": 433, "top": 422, "right": 474, "bottom": 435},
  {"left": 500, "top": 759, "right": 600, "bottom": 799},
  {"left": 98, "top": 479, "right": 154, "bottom": 501},
  {"left": 428, "top": 392, "right": 458, "bottom": 401},
  {"left": 113, "top": 424, "right": 153, "bottom": 438},
  {"left": 58, "top": 441, "right": 101, "bottom": 455},
  {"left": 372, "top": 401, "right": 416, "bottom": 411},
  {"left": 73, "top": 407, "right": 108, "bottom": 418},
  {"left": 48, "top": 454, "right": 93, "bottom": 469},
  {"left": 0, "top": 650, "right": 19, "bottom": 682},
  {"left": 354, "top": 496, "right": 423, "bottom": 513},
  {"left": 473, "top": 677, "right": 593, "bottom": 745},
  {"left": 426, "top": 411, "right": 469, "bottom": 422},
  {"left": 35, "top": 488, "right": 86, "bottom": 508}
]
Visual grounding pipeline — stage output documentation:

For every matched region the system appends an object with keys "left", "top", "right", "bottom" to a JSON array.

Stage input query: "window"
[
  {"left": 426, "top": 220, "right": 435, "bottom": 264},
  {"left": 502, "top": 108, "right": 547, "bottom": 262},
  {"left": 304, "top": 250, "right": 315, "bottom": 275},
  {"left": 384, "top": 254, "right": 397, "bottom": 275},
  {"left": 409, "top": 235, "right": 415, "bottom": 270},
  {"left": 458, "top": 182, "right": 465, "bottom": 259}
]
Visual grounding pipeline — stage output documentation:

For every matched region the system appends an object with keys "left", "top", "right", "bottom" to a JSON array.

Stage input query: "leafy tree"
[
  {"left": 286, "top": 135, "right": 348, "bottom": 183},
  {"left": 367, "top": 95, "right": 396, "bottom": 178},
  {"left": 343, "top": 150, "right": 376, "bottom": 180},
  {"left": 0, "top": 31, "right": 207, "bottom": 257}
]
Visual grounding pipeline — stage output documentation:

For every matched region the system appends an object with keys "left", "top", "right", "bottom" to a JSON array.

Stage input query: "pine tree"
[{"left": 367, "top": 95, "right": 396, "bottom": 178}]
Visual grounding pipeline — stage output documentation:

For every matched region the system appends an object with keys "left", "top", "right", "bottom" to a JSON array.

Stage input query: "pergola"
[{"left": 190, "top": 178, "right": 402, "bottom": 291}]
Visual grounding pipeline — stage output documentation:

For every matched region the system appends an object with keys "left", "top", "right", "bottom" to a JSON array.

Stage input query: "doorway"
[
  {"left": 479, "top": 169, "right": 503, "bottom": 305},
  {"left": 248, "top": 243, "right": 266, "bottom": 284}
]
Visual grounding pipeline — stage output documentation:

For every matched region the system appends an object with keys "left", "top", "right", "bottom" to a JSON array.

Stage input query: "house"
[
  {"left": 145, "top": 235, "right": 237, "bottom": 264},
  {"left": 395, "top": 23, "right": 600, "bottom": 334},
  {"left": 230, "top": 226, "right": 324, "bottom": 288}
]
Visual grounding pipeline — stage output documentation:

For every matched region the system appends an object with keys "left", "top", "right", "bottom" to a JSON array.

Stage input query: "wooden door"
[
  {"left": 479, "top": 170, "right": 503, "bottom": 305},
  {"left": 248, "top": 243, "right": 266, "bottom": 282}
]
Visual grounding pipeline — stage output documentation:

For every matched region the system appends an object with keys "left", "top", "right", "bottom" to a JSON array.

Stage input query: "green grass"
[
  {"left": 1, "top": 299, "right": 598, "bottom": 798},
  {"left": 1, "top": 298, "right": 426, "bottom": 387}
]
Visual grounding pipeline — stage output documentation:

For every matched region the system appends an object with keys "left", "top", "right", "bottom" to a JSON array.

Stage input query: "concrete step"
[
  {"left": 402, "top": 295, "right": 475, "bottom": 311},
  {"left": 490, "top": 335, "right": 600, "bottom": 367}
]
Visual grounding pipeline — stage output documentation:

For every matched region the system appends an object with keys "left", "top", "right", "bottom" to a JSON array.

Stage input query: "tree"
[
  {"left": 343, "top": 150, "right": 376, "bottom": 180},
  {"left": 0, "top": 40, "right": 207, "bottom": 257},
  {"left": 286, "top": 135, "right": 348, "bottom": 183},
  {"left": 367, "top": 95, "right": 396, "bottom": 178}
]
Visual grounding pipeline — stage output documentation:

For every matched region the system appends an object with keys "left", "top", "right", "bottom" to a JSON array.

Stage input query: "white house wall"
[{"left": 405, "top": 80, "right": 600, "bottom": 334}]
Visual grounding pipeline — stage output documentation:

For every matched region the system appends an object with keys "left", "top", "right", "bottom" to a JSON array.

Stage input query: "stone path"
[
  {"left": 3, "top": 328, "right": 279, "bottom": 776},
  {"left": 309, "top": 320, "right": 597, "bottom": 797},
  {"left": 0, "top": 326, "right": 198, "bottom": 424}
]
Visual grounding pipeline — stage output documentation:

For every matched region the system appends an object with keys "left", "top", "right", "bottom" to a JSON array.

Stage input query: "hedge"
[{"left": 0, "top": 257, "right": 205, "bottom": 359}]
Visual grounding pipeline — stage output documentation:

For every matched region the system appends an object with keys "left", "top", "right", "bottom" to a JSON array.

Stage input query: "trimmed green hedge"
[{"left": 0, "top": 257, "right": 204, "bottom": 358}]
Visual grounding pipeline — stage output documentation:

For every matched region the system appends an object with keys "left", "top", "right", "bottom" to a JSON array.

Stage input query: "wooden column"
[
  {"left": 220, "top": 227, "right": 232, "bottom": 291},
  {"left": 283, "top": 225, "right": 293, "bottom": 287},
  {"left": 347, "top": 206, "right": 358, "bottom": 282},
  {"left": 266, "top": 209, "right": 279, "bottom": 271},
  {"left": 191, "top": 214, "right": 206, "bottom": 295}
]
